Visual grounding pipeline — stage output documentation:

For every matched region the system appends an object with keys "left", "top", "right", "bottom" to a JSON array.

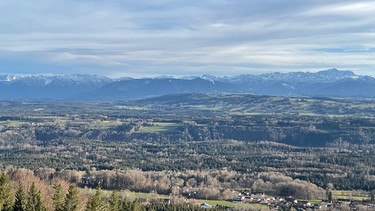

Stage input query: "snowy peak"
[
  {"left": 0, "top": 75, "right": 19, "bottom": 82},
  {"left": 314, "top": 68, "right": 355, "bottom": 82},
  {"left": 0, "top": 69, "right": 373, "bottom": 100},
  {"left": 0, "top": 74, "right": 112, "bottom": 84},
  {"left": 0, "top": 74, "right": 113, "bottom": 100},
  {"left": 220, "top": 68, "right": 356, "bottom": 84}
]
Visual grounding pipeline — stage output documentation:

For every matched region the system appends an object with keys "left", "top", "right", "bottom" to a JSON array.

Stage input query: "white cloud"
[
  {"left": 0, "top": 0, "right": 374, "bottom": 77},
  {"left": 305, "top": 2, "right": 375, "bottom": 15},
  {"left": 51, "top": 52, "right": 125, "bottom": 66}
]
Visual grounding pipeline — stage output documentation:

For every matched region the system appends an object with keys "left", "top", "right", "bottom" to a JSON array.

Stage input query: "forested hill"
[
  {"left": 119, "top": 93, "right": 375, "bottom": 147},
  {"left": 2, "top": 93, "right": 375, "bottom": 147},
  {"left": 2, "top": 94, "right": 375, "bottom": 194},
  {"left": 126, "top": 93, "right": 375, "bottom": 117}
]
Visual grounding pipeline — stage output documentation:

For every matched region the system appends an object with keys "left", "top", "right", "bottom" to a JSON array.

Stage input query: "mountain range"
[{"left": 1, "top": 68, "right": 374, "bottom": 100}]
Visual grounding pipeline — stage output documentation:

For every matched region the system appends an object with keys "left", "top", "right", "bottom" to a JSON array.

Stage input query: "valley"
[
  {"left": 1, "top": 94, "right": 375, "bottom": 187},
  {"left": 1, "top": 93, "right": 375, "bottom": 210}
]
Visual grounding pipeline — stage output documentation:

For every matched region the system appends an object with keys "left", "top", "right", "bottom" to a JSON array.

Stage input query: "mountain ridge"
[{"left": 0, "top": 69, "right": 374, "bottom": 100}]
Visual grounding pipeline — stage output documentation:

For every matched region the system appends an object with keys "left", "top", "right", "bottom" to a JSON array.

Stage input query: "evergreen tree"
[
  {"left": 52, "top": 182, "right": 64, "bottom": 211},
  {"left": 62, "top": 184, "right": 79, "bottom": 211},
  {"left": 121, "top": 197, "right": 131, "bottom": 211},
  {"left": 327, "top": 191, "right": 333, "bottom": 202},
  {"left": 0, "top": 172, "right": 14, "bottom": 211},
  {"left": 27, "top": 182, "right": 47, "bottom": 211},
  {"left": 108, "top": 192, "right": 120, "bottom": 211},
  {"left": 85, "top": 185, "right": 107, "bottom": 211},
  {"left": 131, "top": 198, "right": 143, "bottom": 211},
  {"left": 13, "top": 184, "right": 27, "bottom": 211}
]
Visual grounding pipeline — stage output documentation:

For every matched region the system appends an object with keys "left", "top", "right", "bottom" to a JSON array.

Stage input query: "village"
[{"left": 178, "top": 189, "right": 375, "bottom": 210}]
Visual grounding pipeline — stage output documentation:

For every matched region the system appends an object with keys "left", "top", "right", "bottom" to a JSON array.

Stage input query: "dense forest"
[{"left": 1, "top": 94, "right": 375, "bottom": 209}]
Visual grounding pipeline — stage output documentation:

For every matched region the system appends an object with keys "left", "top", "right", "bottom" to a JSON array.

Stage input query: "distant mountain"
[
  {"left": 221, "top": 68, "right": 356, "bottom": 84},
  {"left": 0, "top": 69, "right": 374, "bottom": 100},
  {"left": 313, "top": 76, "right": 375, "bottom": 98},
  {"left": 85, "top": 77, "right": 241, "bottom": 100},
  {"left": 87, "top": 68, "right": 368, "bottom": 100},
  {"left": 0, "top": 74, "right": 113, "bottom": 100},
  {"left": 217, "top": 68, "right": 359, "bottom": 96}
]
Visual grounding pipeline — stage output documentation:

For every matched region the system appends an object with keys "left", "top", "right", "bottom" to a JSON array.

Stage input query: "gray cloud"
[{"left": 0, "top": 0, "right": 374, "bottom": 77}]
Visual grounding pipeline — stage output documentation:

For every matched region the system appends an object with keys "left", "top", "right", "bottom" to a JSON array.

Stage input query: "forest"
[{"left": 1, "top": 93, "right": 375, "bottom": 210}]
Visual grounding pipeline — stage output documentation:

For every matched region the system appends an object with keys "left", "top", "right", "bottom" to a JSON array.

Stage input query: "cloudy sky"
[{"left": 1, "top": 0, "right": 374, "bottom": 78}]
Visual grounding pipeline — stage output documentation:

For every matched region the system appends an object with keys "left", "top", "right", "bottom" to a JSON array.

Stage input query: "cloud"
[{"left": 0, "top": 0, "right": 374, "bottom": 77}]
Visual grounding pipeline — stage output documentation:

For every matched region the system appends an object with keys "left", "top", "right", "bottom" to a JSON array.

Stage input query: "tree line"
[{"left": 1, "top": 170, "right": 224, "bottom": 211}]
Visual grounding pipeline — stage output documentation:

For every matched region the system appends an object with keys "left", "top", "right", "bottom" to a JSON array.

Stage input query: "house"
[{"left": 200, "top": 203, "right": 213, "bottom": 209}]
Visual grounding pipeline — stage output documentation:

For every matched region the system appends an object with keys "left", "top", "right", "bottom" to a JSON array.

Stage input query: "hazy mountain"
[
  {"left": 313, "top": 76, "right": 375, "bottom": 98},
  {"left": 85, "top": 77, "right": 241, "bottom": 100},
  {"left": 222, "top": 68, "right": 355, "bottom": 84},
  {"left": 0, "top": 74, "right": 113, "bottom": 100},
  {"left": 0, "top": 69, "right": 374, "bottom": 100},
  {"left": 217, "top": 68, "right": 359, "bottom": 96}
]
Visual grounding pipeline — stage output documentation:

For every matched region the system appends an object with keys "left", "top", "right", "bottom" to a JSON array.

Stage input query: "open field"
[
  {"left": 332, "top": 190, "right": 370, "bottom": 201},
  {"left": 137, "top": 122, "right": 180, "bottom": 133},
  {"left": 197, "top": 199, "right": 269, "bottom": 210},
  {"left": 93, "top": 120, "right": 123, "bottom": 128},
  {"left": 88, "top": 189, "right": 270, "bottom": 210},
  {"left": 0, "top": 120, "right": 26, "bottom": 127},
  {"left": 114, "top": 105, "right": 148, "bottom": 110}
]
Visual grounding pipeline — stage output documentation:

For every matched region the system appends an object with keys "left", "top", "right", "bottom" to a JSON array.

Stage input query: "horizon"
[
  {"left": 1, "top": 1, "right": 374, "bottom": 77},
  {"left": 0, "top": 68, "right": 371, "bottom": 79}
]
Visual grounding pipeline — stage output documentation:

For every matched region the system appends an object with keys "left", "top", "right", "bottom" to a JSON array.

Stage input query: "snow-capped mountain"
[
  {"left": 0, "top": 69, "right": 374, "bottom": 100},
  {"left": 217, "top": 68, "right": 355, "bottom": 84},
  {"left": 0, "top": 74, "right": 113, "bottom": 100},
  {"left": 0, "top": 74, "right": 112, "bottom": 84}
]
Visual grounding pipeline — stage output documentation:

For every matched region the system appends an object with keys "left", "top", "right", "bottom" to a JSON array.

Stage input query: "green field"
[
  {"left": 0, "top": 120, "right": 26, "bottom": 127},
  {"left": 115, "top": 105, "right": 148, "bottom": 110},
  {"left": 137, "top": 122, "right": 179, "bottom": 133},
  {"left": 84, "top": 190, "right": 270, "bottom": 210},
  {"left": 197, "top": 199, "right": 268, "bottom": 210},
  {"left": 332, "top": 190, "right": 370, "bottom": 201},
  {"left": 93, "top": 120, "right": 123, "bottom": 128}
]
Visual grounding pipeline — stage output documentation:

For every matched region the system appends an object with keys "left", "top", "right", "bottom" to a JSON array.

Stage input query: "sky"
[{"left": 0, "top": 0, "right": 375, "bottom": 78}]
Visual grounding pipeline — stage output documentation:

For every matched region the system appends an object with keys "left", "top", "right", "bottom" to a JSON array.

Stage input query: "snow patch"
[{"left": 281, "top": 83, "right": 295, "bottom": 89}]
